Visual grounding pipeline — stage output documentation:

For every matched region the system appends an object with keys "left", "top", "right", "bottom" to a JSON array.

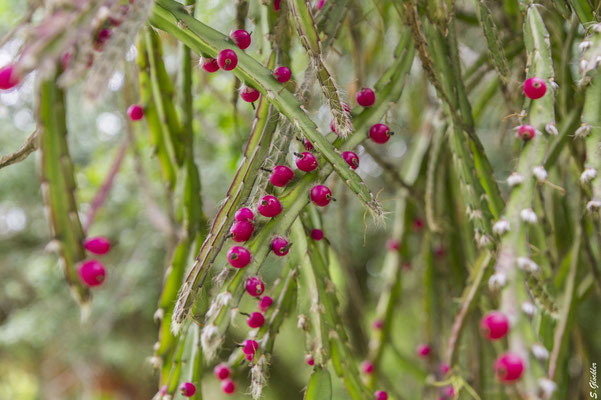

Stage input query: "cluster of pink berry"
[
  {"left": 517, "top": 77, "right": 548, "bottom": 141},
  {"left": 78, "top": 236, "right": 111, "bottom": 287},
  {"left": 159, "top": 381, "right": 197, "bottom": 398}
]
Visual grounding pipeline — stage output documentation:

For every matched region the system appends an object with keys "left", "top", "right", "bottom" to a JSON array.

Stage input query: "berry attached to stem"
[
  {"left": 78, "top": 260, "right": 106, "bottom": 287},
  {"left": 274, "top": 66, "right": 291, "bottom": 83},
  {"left": 217, "top": 49, "right": 238, "bottom": 71},
  {"left": 369, "top": 123, "right": 392, "bottom": 144},
  {"left": 374, "top": 390, "right": 388, "bottom": 400},
  {"left": 247, "top": 311, "right": 265, "bottom": 328},
  {"left": 0, "top": 65, "right": 20, "bottom": 90},
  {"left": 240, "top": 85, "right": 260, "bottom": 103},
  {"left": 230, "top": 220, "right": 254, "bottom": 242},
  {"left": 295, "top": 152, "right": 318, "bottom": 172},
  {"left": 258, "top": 195, "right": 283, "bottom": 217},
  {"left": 310, "top": 185, "right": 333, "bottom": 207},
  {"left": 227, "top": 246, "right": 252, "bottom": 268},
  {"left": 356, "top": 87, "right": 376, "bottom": 107},
  {"left": 235, "top": 207, "right": 254, "bottom": 222},
  {"left": 494, "top": 353, "right": 524, "bottom": 383},
  {"left": 245, "top": 276, "right": 265, "bottom": 297},
  {"left": 310, "top": 229, "right": 324, "bottom": 241},
  {"left": 200, "top": 57, "right": 220, "bottom": 72},
  {"left": 230, "top": 29, "right": 251, "bottom": 50},
  {"left": 179, "top": 382, "right": 196, "bottom": 397},
  {"left": 83, "top": 236, "right": 111, "bottom": 255},
  {"left": 214, "top": 364, "right": 231, "bottom": 380},
  {"left": 269, "top": 165, "right": 295, "bottom": 187},
  {"left": 416, "top": 343, "right": 431, "bottom": 358},
  {"left": 258, "top": 296, "right": 273, "bottom": 312},
  {"left": 480, "top": 311, "right": 510, "bottom": 340},
  {"left": 221, "top": 379, "right": 236, "bottom": 394},
  {"left": 517, "top": 125, "right": 536, "bottom": 141},
  {"left": 127, "top": 104, "right": 144, "bottom": 121},
  {"left": 342, "top": 151, "right": 360, "bottom": 169},
  {"left": 271, "top": 236, "right": 291, "bottom": 256},
  {"left": 523, "top": 77, "right": 547, "bottom": 99}
]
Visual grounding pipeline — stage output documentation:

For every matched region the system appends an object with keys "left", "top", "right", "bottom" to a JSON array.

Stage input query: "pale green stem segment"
[
  {"left": 582, "top": 71, "right": 601, "bottom": 210},
  {"left": 151, "top": 0, "right": 382, "bottom": 217},
  {"left": 38, "top": 73, "right": 90, "bottom": 307},
  {"left": 288, "top": 0, "right": 352, "bottom": 137},
  {"left": 304, "top": 368, "right": 332, "bottom": 400},
  {"left": 473, "top": 0, "right": 510, "bottom": 87}
]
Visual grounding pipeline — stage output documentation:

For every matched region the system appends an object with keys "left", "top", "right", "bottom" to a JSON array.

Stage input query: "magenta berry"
[
  {"left": 356, "top": 87, "right": 375, "bottom": 107},
  {"left": 274, "top": 0, "right": 281, "bottom": 11},
  {"left": 295, "top": 152, "right": 318, "bottom": 172},
  {"left": 227, "top": 246, "right": 252, "bottom": 268},
  {"left": 245, "top": 276, "right": 265, "bottom": 297},
  {"left": 258, "top": 295, "right": 273, "bottom": 312},
  {"left": 480, "top": 311, "right": 510, "bottom": 340},
  {"left": 271, "top": 236, "right": 291, "bottom": 256},
  {"left": 387, "top": 239, "right": 399, "bottom": 251},
  {"left": 235, "top": 207, "right": 254, "bottom": 222},
  {"left": 274, "top": 66, "right": 291, "bottom": 83},
  {"left": 257, "top": 195, "right": 283, "bottom": 217},
  {"left": 310, "top": 229, "right": 324, "bottom": 241},
  {"left": 247, "top": 311, "right": 265, "bottom": 328},
  {"left": 201, "top": 57, "right": 220, "bottom": 72},
  {"left": 221, "top": 379, "right": 236, "bottom": 394},
  {"left": 230, "top": 29, "right": 251, "bottom": 50},
  {"left": 127, "top": 104, "right": 144, "bottom": 121},
  {"left": 214, "top": 363, "right": 231, "bottom": 380},
  {"left": 0, "top": 65, "right": 19, "bottom": 90},
  {"left": 361, "top": 361, "right": 374, "bottom": 374},
  {"left": 217, "top": 49, "right": 238, "bottom": 70},
  {"left": 83, "top": 236, "right": 111, "bottom": 255},
  {"left": 517, "top": 125, "right": 536, "bottom": 141},
  {"left": 369, "top": 123, "right": 392, "bottom": 144},
  {"left": 305, "top": 355, "right": 315, "bottom": 366},
  {"left": 242, "top": 339, "right": 259, "bottom": 361},
  {"left": 240, "top": 85, "right": 260, "bottom": 103},
  {"left": 372, "top": 319, "right": 383, "bottom": 330},
  {"left": 374, "top": 390, "right": 388, "bottom": 400},
  {"left": 416, "top": 343, "right": 431, "bottom": 358},
  {"left": 494, "top": 353, "right": 525, "bottom": 383},
  {"left": 342, "top": 151, "right": 359, "bottom": 169},
  {"left": 270, "top": 165, "right": 295, "bottom": 187},
  {"left": 523, "top": 77, "right": 547, "bottom": 99},
  {"left": 310, "top": 185, "right": 333, "bottom": 206},
  {"left": 179, "top": 382, "right": 196, "bottom": 397},
  {"left": 413, "top": 218, "right": 424, "bottom": 231},
  {"left": 303, "top": 139, "right": 314, "bottom": 151},
  {"left": 317, "top": 0, "right": 326, "bottom": 9},
  {"left": 160, "top": 385, "right": 167, "bottom": 396},
  {"left": 440, "top": 386, "right": 455, "bottom": 398},
  {"left": 78, "top": 260, "right": 106, "bottom": 287},
  {"left": 230, "top": 220, "right": 254, "bottom": 242},
  {"left": 439, "top": 363, "right": 450, "bottom": 376}
]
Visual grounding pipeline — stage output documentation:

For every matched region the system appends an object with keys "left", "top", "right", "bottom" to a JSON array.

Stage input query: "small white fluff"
[
  {"left": 579, "top": 40, "right": 592, "bottom": 51},
  {"left": 538, "top": 378, "right": 557, "bottom": 399},
  {"left": 545, "top": 123, "right": 558, "bottom": 136},
  {"left": 533, "top": 166, "right": 548, "bottom": 182},
  {"left": 493, "top": 219, "right": 510, "bottom": 235},
  {"left": 517, "top": 257, "right": 539, "bottom": 272},
  {"left": 522, "top": 301, "right": 536, "bottom": 316},
  {"left": 575, "top": 123, "right": 592, "bottom": 138},
  {"left": 520, "top": 208, "right": 538, "bottom": 224},
  {"left": 507, "top": 173, "right": 524, "bottom": 187},
  {"left": 531, "top": 343, "right": 549, "bottom": 360},
  {"left": 488, "top": 273, "right": 507, "bottom": 290},
  {"left": 580, "top": 168, "right": 597, "bottom": 184},
  {"left": 587, "top": 200, "right": 601, "bottom": 211}
]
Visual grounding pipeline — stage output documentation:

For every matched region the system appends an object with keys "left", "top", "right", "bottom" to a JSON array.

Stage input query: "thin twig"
[{"left": 0, "top": 130, "right": 39, "bottom": 170}]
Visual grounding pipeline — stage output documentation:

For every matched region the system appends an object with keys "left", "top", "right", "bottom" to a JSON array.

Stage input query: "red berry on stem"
[
  {"left": 295, "top": 152, "right": 318, "bottom": 172},
  {"left": 480, "top": 311, "right": 510, "bottom": 340},
  {"left": 240, "top": 85, "right": 260, "bottom": 103},
  {"left": 84, "top": 236, "right": 111, "bottom": 255},
  {"left": 179, "top": 382, "right": 196, "bottom": 397},
  {"left": 258, "top": 296, "right": 273, "bottom": 312},
  {"left": 274, "top": 0, "right": 281, "bottom": 11},
  {"left": 517, "top": 125, "right": 536, "bottom": 141},
  {"left": 258, "top": 195, "right": 283, "bottom": 217},
  {"left": 230, "top": 29, "right": 251, "bottom": 50},
  {"left": 245, "top": 276, "right": 265, "bottom": 297},
  {"left": 361, "top": 361, "right": 374, "bottom": 374},
  {"left": 221, "top": 379, "right": 236, "bottom": 394},
  {"left": 310, "top": 185, "right": 333, "bottom": 206},
  {"left": 416, "top": 343, "right": 431, "bottom": 358},
  {"left": 78, "top": 260, "right": 106, "bottom": 287},
  {"left": 274, "top": 66, "right": 291, "bottom": 83},
  {"left": 374, "top": 390, "right": 388, "bottom": 400},
  {"left": 230, "top": 220, "right": 254, "bottom": 242},
  {"left": 214, "top": 364, "right": 231, "bottom": 380},
  {"left": 235, "top": 207, "right": 254, "bottom": 222},
  {"left": 0, "top": 65, "right": 19, "bottom": 90},
  {"left": 494, "top": 353, "right": 524, "bottom": 383},
  {"left": 227, "top": 246, "right": 251, "bottom": 268},
  {"left": 271, "top": 236, "right": 291, "bottom": 256},
  {"left": 127, "top": 104, "right": 144, "bottom": 121},
  {"left": 342, "top": 151, "right": 359, "bottom": 169},
  {"left": 369, "top": 123, "right": 392, "bottom": 144},
  {"left": 270, "top": 165, "right": 295, "bottom": 187},
  {"left": 372, "top": 319, "right": 383, "bottom": 330},
  {"left": 303, "top": 139, "right": 314, "bottom": 151},
  {"left": 242, "top": 339, "right": 259, "bottom": 361},
  {"left": 305, "top": 355, "right": 315, "bottom": 366},
  {"left": 201, "top": 57, "right": 220, "bottom": 72},
  {"left": 247, "top": 311, "right": 265, "bottom": 328},
  {"left": 310, "top": 229, "right": 324, "bottom": 241},
  {"left": 356, "top": 87, "right": 375, "bottom": 107},
  {"left": 387, "top": 239, "right": 399, "bottom": 251},
  {"left": 523, "top": 77, "right": 547, "bottom": 99},
  {"left": 217, "top": 49, "right": 238, "bottom": 70}
]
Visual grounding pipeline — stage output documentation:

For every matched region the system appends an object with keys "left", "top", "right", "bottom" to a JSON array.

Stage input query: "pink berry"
[
  {"left": 258, "top": 296, "right": 273, "bottom": 312},
  {"left": 356, "top": 87, "right": 375, "bottom": 107},
  {"left": 373, "top": 319, "right": 383, "bottom": 330},
  {"left": 439, "top": 363, "right": 450, "bottom": 376},
  {"left": 270, "top": 165, "right": 295, "bottom": 187},
  {"left": 310, "top": 229, "right": 324, "bottom": 241},
  {"left": 387, "top": 239, "right": 399, "bottom": 251},
  {"left": 316, "top": 0, "right": 326, "bottom": 9},
  {"left": 274, "top": 0, "right": 281, "bottom": 11},
  {"left": 374, "top": 390, "right": 388, "bottom": 400},
  {"left": 413, "top": 218, "right": 424, "bottom": 231},
  {"left": 369, "top": 123, "right": 392, "bottom": 144},
  {"left": 494, "top": 353, "right": 525, "bottom": 383},
  {"left": 295, "top": 152, "right": 318, "bottom": 172},
  {"left": 227, "top": 246, "right": 252, "bottom": 268},
  {"left": 221, "top": 379, "right": 236, "bottom": 394},
  {"left": 440, "top": 386, "right": 455, "bottom": 398},
  {"left": 305, "top": 354, "right": 315, "bottom": 366},
  {"left": 274, "top": 66, "right": 291, "bottom": 83},
  {"left": 303, "top": 139, "right": 314, "bottom": 151},
  {"left": 230, "top": 220, "right": 254, "bottom": 242},
  {"left": 61, "top": 52, "right": 72, "bottom": 70},
  {"left": 0, "top": 65, "right": 19, "bottom": 90},
  {"left": 271, "top": 236, "right": 291, "bottom": 256},
  {"left": 240, "top": 85, "right": 260, "bottom": 103},
  {"left": 245, "top": 276, "right": 265, "bottom": 297},
  {"left": 247, "top": 311, "right": 265, "bottom": 328},
  {"left": 416, "top": 343, "right": 431, "bottom": 358},
  {"left": 517, "top": 125, "right": 536, "bottom": 141},
  {"left": 310, "top": 185, "right": 333, "bottom": 207},
  {"left": 480, "top": 311, "right": 510, "bottom": 340},
  {"left": 361, "top": 361, "right": 374, "bottom": 374},
  {"left": 201, "top": 57, "right": 220, "bottom": 72},
  {"left": 83, "top": 236, "right": 111, "bottom": 255},
  {"left": 235, "top": 207, "right": 255, "bottom": 222},
  {"left": 179, "top": 382, "right": 196, "bottom": 397},
  {"left": 523, "top": 77, "right": 547, "bottom": 99},
  {"left": 257, "top": 195, "right": 283, "bottom": 217},
  {"left": 127, "top": 104, "right": 144, "bottom": 121},
  {"left": 160, "top": 385, "right": 167, "bottom": 396},
  {"left": 97, "top": 28, "right": 112, "bottom": 43},
  {"left": 217, "top": 49, "right": 238, "bottom": 71},
  {"left": 342, "top": 151, "right": 359, "bottom": 169},
  {"left": 214, "top": 364, "right": 231, "bottom": 380},
  {"left": 78, "top": 260, "right": 106, "bottom": 287},
  {"left": 434, "top": 246, "right": 446, "bottom": 259},
  {"left": 230, "top": 29, "right": 251, "bottom": 50},
  {"left": 242, "top": 339, "right": 259, "bottom": 361}
]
